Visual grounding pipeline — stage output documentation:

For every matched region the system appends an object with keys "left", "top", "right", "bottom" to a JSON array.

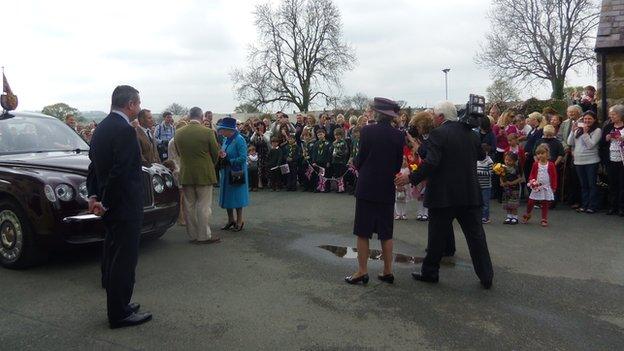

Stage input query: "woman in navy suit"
[{"left": 345, "top": 98, "right": 405, "bottom": 285}]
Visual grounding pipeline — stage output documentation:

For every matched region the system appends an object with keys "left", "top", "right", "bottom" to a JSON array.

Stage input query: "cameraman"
[
  {"left": 155, "top": 111, "right": 176, "bottom": 161},
  {"left": 395, "top": 101, "right": 493, "bottom": 289}
]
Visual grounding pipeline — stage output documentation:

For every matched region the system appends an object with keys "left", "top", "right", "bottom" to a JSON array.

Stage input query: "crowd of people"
[{"left": 78, "top": 86, "right": 624, "bottom": 231}]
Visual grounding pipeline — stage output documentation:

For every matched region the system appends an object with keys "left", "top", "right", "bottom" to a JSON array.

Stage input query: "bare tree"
[
  {"left": 486, "top": 79, "right": 520, "bottom": 103},
  {"left": 340, "top": 93, "right": 371, "bottom": 111},
  {"left": 232, "top": 0, "right": 356, "bottom": 112},
  {"left": 163, "top": 103, "right": 189, "bottom": 116},
  {"left": 476, "top": 0, "right": 599, "bottom": 99}
]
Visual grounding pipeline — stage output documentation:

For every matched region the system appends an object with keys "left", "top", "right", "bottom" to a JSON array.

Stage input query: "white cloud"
[{"left": 1, "top": 0, "right": 595, "bottom": 114}]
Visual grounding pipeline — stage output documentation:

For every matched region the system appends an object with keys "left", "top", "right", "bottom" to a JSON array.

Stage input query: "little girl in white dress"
[{"left": 523, "top": 144, "right": 557, "bottom": 227}]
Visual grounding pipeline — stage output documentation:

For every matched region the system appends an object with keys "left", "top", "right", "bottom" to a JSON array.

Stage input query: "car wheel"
[{"left": 0, "top": 199, "right": 45, "bottom": 269}]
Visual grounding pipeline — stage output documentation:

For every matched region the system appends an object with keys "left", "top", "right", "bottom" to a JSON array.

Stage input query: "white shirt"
[{"left": 111, "top": 110, "right": 131, "bottom": 125}]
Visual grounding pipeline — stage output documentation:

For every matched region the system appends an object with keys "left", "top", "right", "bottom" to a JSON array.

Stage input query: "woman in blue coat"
[{"left": 217, "top": 117, "right": 249, "bottom": 231}]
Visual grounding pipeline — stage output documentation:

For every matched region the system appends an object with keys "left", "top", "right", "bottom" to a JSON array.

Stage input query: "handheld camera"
[{"left": 458, "top": 94, "right": 486, "bottom": 128}]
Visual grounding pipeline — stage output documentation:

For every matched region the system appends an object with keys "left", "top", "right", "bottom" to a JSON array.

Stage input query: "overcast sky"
[{"left": 2, "top": 0, "right": 595, "bottom": 113}]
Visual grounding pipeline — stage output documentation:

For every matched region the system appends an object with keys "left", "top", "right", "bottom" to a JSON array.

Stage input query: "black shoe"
[
  {"left": 619, "top": 211, "right": 624, "bottom": 217},
  {"left": 344, "top": 273, "right": 369, "bottom": 285},
  {"left": 233, "top": 222, "right": 245, "bottom": 232},
  {"left": 481, "top": 280, "right": 493, "bottom": 289},
  {"left": 109, "top": 312, "right": 152, "bottom": 329},
  {"left": 221, "top": 222, "right": 236, "bottom": 230},
  {"left": 442, "top": 252, "right": 455, "bottom": 257},
  {"left": 128, "top": 303, "right": 140, "bottom": 313},
  {"left": 411, "top": 272, "right": 439, "bottom": 283},
  {"left": 606, "top": 209, "right": 617, "bottom": 215},
  {"left": 377, "top": 273, "right": 394, "bottom": 284}
]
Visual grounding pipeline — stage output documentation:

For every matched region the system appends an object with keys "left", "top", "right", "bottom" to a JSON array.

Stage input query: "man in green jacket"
[{"left": 175, "top": 107, "right": 221, "bottom": 244}]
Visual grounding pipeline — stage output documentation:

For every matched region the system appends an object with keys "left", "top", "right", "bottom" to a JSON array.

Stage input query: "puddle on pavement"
[{"left": 318, "top": 245, "right": 456, "bottom": 266}]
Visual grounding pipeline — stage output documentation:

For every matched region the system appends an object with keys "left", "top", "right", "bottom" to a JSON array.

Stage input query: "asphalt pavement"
[{"left": 1, "top": 190, "right": 623, "bottom": 350}]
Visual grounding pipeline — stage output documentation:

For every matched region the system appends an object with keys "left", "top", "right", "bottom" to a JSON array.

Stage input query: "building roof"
[{"left": 596, "top": 0, "right": 624, "bottom": 51}]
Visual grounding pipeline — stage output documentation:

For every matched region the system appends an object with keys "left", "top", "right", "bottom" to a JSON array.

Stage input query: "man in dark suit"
[
  {"left": 395, "top": 101, "right": 494, "bottom": 289},
  {"left": 87, "top": 85, "right": 152, "bottom": 328}
]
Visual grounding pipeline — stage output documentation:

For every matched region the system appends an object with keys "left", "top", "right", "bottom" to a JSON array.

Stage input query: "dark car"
[{"left": 0, "top": 112, "right": 179, "bottom": 268}]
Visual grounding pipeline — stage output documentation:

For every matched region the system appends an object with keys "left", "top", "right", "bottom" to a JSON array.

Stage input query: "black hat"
[{"left": 372, "top": 97, "right": 400, "bottom": 118}]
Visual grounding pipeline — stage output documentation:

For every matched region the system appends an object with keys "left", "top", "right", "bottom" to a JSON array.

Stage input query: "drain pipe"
[{"left": 600, "top": 53, "right": 608, "bottom": 124}]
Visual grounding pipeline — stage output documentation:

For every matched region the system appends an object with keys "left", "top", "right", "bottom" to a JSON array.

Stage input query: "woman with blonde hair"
[{"left": 492, "top": 110, "right": 519, "bottom": 201}]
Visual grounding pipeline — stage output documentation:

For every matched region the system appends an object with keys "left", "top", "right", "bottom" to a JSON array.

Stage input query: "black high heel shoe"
[
  {"left": 377, "top": 273, "right": 394, "bottom": 284},
  {"left": 344, "top": 273, "right": 369, "bottom": 285},
  {"left": 221, "top": 222, "right": 236, "bottom": 230},
  {"left": 233, "top": 222, "right": 245, "bottom": 232}
]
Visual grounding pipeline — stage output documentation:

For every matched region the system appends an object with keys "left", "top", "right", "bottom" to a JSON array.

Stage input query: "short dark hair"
[
  {"left": 138, "top": 109, "right": 151, "bottom": 121},
  {"left": 163, "top": 111, "right": 173, "bottom": 118},
  {"left": 189, "top": 107, "right": 203, "bottom": 120},
  {"left": 111, "top": 85, "right": 139, "bottom": 109}
]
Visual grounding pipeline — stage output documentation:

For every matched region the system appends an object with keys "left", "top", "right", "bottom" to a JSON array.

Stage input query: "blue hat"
[{"left": 217, "top": 117, "right": 237, "bottom": 131}]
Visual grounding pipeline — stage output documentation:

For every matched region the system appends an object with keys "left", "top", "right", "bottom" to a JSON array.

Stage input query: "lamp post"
[{"left": 442, "top": 68, "right": 451, "bottom": 100}]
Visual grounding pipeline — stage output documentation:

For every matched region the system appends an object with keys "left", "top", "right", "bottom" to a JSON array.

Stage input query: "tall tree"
[
  {"left": 486, "top": 79, "right": 520, "bottom": 103},
  {"left": 41, "top": 103, "right": 82, "bottom": 121},
  {"left": 163, "top": 103, "right": 189, "bottom": 116},
  {"left": 476, "top": 0, "right": 599, "bottom": 99},
  {"left": 234, "top": 103, "right": 261, "bottom": 113},
  {"left": 341, "top": 93, "right": 371, "bottom": 111},
  {"left": 232, "top": 0, "right": 356, "bottom": 112}
]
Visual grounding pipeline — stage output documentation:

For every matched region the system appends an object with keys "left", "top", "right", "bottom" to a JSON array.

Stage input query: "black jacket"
[
  {"left": 410, "top": 121, "right": 485, "bottom": 209},
  {"left": 87, "top": 112, "right": 143, "bottom": 221},
  {"left": 354, "top": 121, "right": 405, "bottom": 204}
]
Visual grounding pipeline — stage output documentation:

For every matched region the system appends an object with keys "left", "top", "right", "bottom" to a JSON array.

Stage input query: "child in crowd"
[
  {"left": 345, "top": 127, "right": 361, "bottom": 195},
  {"left": 301, "top": 129, "right": 317, "bottom": 192},
  {"left": 283, "top": 133, "right": 302, "bottom": 191},
  {"left": 477, "top": 144, "right": 494, "bottom": 224},
  {"left": 501, "top": 152, "right": 524, "bottom": 224},
  {"left": 313, "top": 129, "right": 332, "bottom": 193},
  {"left": 247, "top": 145, "right": 259, "bottom": 191},
  {"left": 395, "top": 157, "right": 411, "bottom": 220},
  {"left": 523, "top": 144, "right": 557, "bottom": 227},
  {"left": 331, "top": 128, "right": 349, "bottom": 193},
  {"left": 267, "top": 137, "right": 283, "bottom": 191},
  {"left": 506, "top": 133, "right": 526, "bottom": 170}
]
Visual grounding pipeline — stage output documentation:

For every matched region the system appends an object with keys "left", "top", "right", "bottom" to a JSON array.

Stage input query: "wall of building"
[{"left": 597, "top": 51, "right": 624, "bottom": 120}]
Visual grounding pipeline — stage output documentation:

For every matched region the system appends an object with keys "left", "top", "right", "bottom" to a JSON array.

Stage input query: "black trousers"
[
  {"left": 287, "top": 162, "right": 298, "bottom": 190},
  {"left": 102, "top": 219, "right": 141, "bottom": 322},
  {"left": 248, "top": 169, "right": 259, "bottom": 189},
  {"left": 608, "top": 161, "right": 624, "bottom": 211},
  {"left": 422, "top": 206, "right": 493, "bottom": 283}
]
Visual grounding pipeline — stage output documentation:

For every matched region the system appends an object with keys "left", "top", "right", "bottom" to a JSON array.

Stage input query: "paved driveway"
[{"left": 1, "top": 191, "right": 623, "bottom": 350}]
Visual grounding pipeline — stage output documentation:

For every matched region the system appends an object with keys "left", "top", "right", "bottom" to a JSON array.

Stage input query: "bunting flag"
[
  {"left": 1, "top": 70, "right": 18, "bottom": 111},
  {"left": 337, "top": 177, "right": 345, "bottom": 193},
  {"left": 305, "top": 165, "right": 314, "bottom": 180},
  {"left": 3, "top": 72, "right": 13, "bottom": 95},
  {"left": 317, "top": 176, "right": 326, "bottom": 192}
]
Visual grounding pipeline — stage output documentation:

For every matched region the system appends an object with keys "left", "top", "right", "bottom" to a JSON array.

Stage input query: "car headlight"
[
  {"left": 55, "top": 184, "right": 75, "bottom": 201},
  {"left": 152, "top": 174, "right": 165, "bottom": 194},
  {"left": 44, "top": 185, "right": 56, "bottom": 202},
  {"left": 78, "top": 182, "right": 88, "bottom": 201},
  {"left": 164, "top": 174, "right": 174, "bottom": 188}
]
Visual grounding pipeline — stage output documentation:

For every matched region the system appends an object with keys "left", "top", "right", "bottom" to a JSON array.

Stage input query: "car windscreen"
[{"left": 0, "top": 116, "right": 89, "bottom": 155}]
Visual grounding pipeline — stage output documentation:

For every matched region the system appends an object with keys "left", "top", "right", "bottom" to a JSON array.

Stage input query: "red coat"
[{"left": 529, "top": 161, "right": 558, "bottom": 192}]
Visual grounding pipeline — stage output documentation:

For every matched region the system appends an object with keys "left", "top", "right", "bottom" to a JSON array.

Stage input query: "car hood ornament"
[{"left": 1, "top": 67, "right": 17, "bottom": 119}]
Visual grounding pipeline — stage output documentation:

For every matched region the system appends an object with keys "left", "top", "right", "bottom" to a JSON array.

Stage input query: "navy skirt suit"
[{"left": 353, "top": 120, "right": 405, "bottom": 240}]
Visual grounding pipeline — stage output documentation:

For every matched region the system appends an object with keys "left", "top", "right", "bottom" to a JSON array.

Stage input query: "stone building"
[{"left": 596, "top": 0, "right": 624, "bottom": 121}]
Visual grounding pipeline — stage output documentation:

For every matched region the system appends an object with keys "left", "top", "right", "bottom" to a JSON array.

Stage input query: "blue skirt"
[{"left": 353, "top": 199, "right": 394, "bottom": 241}]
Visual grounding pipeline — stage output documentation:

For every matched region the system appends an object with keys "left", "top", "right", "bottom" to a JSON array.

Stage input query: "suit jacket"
[
  {"left": 410, "top": 121, "right": 485, "bottom": 209},
  {"left": 354, "top": 121, "right": 405, "bottom": 204},
  {"left": 87, "top": 112, "right": 143, "bottom": 221},
  {"left": 136, "top": 126, "right": 160, "bottom": 166},
  {"left": 174, "top": 122, "right": 220, "bottom": 186}
]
